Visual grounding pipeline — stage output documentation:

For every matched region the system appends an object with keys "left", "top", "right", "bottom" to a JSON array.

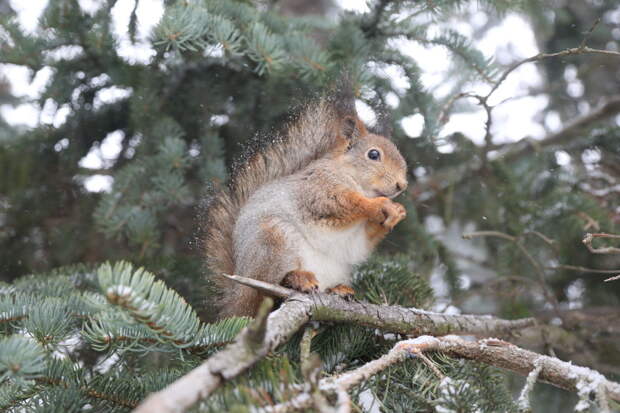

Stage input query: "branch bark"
[{"left": 223, "top": 274, "right": 536, "bottom": 337}]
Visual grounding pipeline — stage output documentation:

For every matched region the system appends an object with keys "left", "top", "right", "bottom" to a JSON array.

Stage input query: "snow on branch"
[{"left": 260, "top": 336, "right": 620, "bottom": 413}]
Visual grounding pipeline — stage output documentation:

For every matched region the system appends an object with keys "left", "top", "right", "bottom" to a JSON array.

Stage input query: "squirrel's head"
[{"left": 338, "top": 116, "right": 408, "bottom": 199}]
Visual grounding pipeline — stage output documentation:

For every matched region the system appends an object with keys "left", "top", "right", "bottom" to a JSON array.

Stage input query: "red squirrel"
[{"left": 205, "top": 93, "right": 407, "bottom": 317}]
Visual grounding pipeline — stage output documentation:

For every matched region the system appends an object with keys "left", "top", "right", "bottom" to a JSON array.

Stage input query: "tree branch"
[
  {"left": 583, "top": 232, "right": 620, "bottom": 254},
  {"left": 261, "top": 335, "right": 620, "bottom": 412},
  {"left": 222, "top": 274, "right": 536, "bottom": 337},
  {"left": 437, "top": 336, "right": 620, "bottom": 406},
  {"left": 412, "top": 94, "right": 620, "bottom": 202},
  {"left": 133, "top": 275, "right": 536, "bottom": 413},
  {"left": 133, "top": 297, "right": 312, "bottom": 413},
  {"left": 258, "top": 336, "right": 442, "bottom": 413}
]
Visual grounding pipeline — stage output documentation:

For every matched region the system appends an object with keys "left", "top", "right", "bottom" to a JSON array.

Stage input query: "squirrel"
[{"left": 204, "top": 90, "right": 408, "bottom": 318}]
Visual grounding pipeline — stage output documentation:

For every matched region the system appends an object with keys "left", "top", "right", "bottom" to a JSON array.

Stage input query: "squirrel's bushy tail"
[{"left": 204, "top": 97, "right": 353, "bottom": 284}]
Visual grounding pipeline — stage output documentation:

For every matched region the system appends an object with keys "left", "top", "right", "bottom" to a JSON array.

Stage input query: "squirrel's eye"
[{"left": 367, "top": 149, "right": 381, "bottom": 161}]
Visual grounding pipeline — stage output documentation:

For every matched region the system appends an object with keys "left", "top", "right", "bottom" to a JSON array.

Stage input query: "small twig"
[
  {"left": 579, "top": 18, "right": 601, "bottom": 50},
  {"left": 222, "top": 273, "right": 293, "bottom": 298},
  {"left": 300, "top": 326, "right": 317, "bottom": 369},
  {"left": 486, "top": 45, "right": 620, "bottom": 102},
  {"left": 604, "top": 275, "right": 620, "bottom": 282},
  {"left": 583, "top": 233, "right": 620, "bottom": 254},
  {"left": 550, "top": 264, "right": 620, "bottom": 275},
  {"left": 463, "top": 231, "right": 560, "bottom": 313},
  {"left": 522, "top": 231, "right": 557, "bottom": 249},
  {"left": 576, "top": 211, "right": 601, "bottom": 231},
  {"left": 418, "top": 352, "right": 444, "bottom": 379},
  {"left": 436, "top": 92, "right": 472, "bottom": 126},
  {"left": 517, "top": 358, "right": 544, "bottom": 412}
]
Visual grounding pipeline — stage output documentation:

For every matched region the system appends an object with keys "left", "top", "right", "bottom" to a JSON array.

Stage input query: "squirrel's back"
[{"left": 204, "top": 96, "right": 353, "bottom": 285}]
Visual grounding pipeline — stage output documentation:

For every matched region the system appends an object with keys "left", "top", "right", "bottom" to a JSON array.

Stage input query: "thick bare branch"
[{"left": 224, "top": 273, "right": 536, "bottom": 337}]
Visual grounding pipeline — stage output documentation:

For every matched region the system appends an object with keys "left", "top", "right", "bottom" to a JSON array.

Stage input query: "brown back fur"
[{"left": 204, "top": 97, "right": 358, "bottom": 301}]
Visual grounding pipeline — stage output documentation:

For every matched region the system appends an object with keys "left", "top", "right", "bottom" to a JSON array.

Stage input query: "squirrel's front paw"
[
  {"left": 380, "top": 200, "right": 406, "bottom": 231},
  {"left": 282, "top": 270, "right": 319, "bottom": 293}
]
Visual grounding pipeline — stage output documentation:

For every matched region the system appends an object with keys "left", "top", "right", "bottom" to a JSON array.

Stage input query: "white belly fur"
[{"left": 297, "top": 222, "right": 371, "bottom": 289}]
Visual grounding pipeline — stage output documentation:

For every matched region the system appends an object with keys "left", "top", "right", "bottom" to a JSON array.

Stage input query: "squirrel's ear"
[{"left": 341, "top": 115, "right": 367, "bottom": 142}]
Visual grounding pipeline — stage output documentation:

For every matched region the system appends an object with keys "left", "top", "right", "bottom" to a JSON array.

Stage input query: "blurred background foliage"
[{"left": 0, "top": 0, "right": 620, "bottom": 411}]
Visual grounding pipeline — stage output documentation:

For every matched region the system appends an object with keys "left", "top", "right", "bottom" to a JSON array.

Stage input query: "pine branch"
[
  {"left": 134, "top": 275, "right": 535, "bottom": 413},
  {"left": 133, "top": 298, "right": 310, "bottom": 413}
]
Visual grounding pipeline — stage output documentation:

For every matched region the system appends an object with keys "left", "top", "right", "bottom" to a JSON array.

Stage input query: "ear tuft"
[
  {"left": 371, "top": 109, "right": 393, "bottom": 139},
  {"left": 342, "top": 116, "right": 357, "bottom": 140}
]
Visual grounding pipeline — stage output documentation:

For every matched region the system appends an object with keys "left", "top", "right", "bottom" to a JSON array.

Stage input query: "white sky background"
[{"left": 0, "top": 0, "right": 598, "bottom": 191}]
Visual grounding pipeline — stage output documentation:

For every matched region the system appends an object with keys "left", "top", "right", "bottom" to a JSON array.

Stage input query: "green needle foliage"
[{"left": 1, "top": 0, "right": 619, "bottom": 411}]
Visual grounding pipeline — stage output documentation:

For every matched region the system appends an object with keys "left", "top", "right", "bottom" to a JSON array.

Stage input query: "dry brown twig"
[
  {"left": 583, "top": 233, "right": 620, "bottom": 255},
  {"left": 463, "top": 229, "right": 620, "bottom": 283}
]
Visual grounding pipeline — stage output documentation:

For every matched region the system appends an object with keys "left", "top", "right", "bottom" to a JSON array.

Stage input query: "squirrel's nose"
[{"left": 395, "top": 181, "right": 407, "bottom": 193}]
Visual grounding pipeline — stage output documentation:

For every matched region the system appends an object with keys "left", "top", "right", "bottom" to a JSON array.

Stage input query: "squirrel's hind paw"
[
  {"left": 326, "top": 284, "right": 356, "bottom": 300},
  {"left": 282, "top": 270, "right": 320, "bottom": 293}
]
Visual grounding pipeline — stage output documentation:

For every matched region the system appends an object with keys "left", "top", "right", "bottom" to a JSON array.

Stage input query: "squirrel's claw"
[{"left": 282, "top": 270, "right": 320, "bottom": 294}]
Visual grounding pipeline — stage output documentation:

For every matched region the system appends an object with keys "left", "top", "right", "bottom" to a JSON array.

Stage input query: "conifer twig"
[{"left": 133, "top": 297, "right": 311, "bottom": 413}]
